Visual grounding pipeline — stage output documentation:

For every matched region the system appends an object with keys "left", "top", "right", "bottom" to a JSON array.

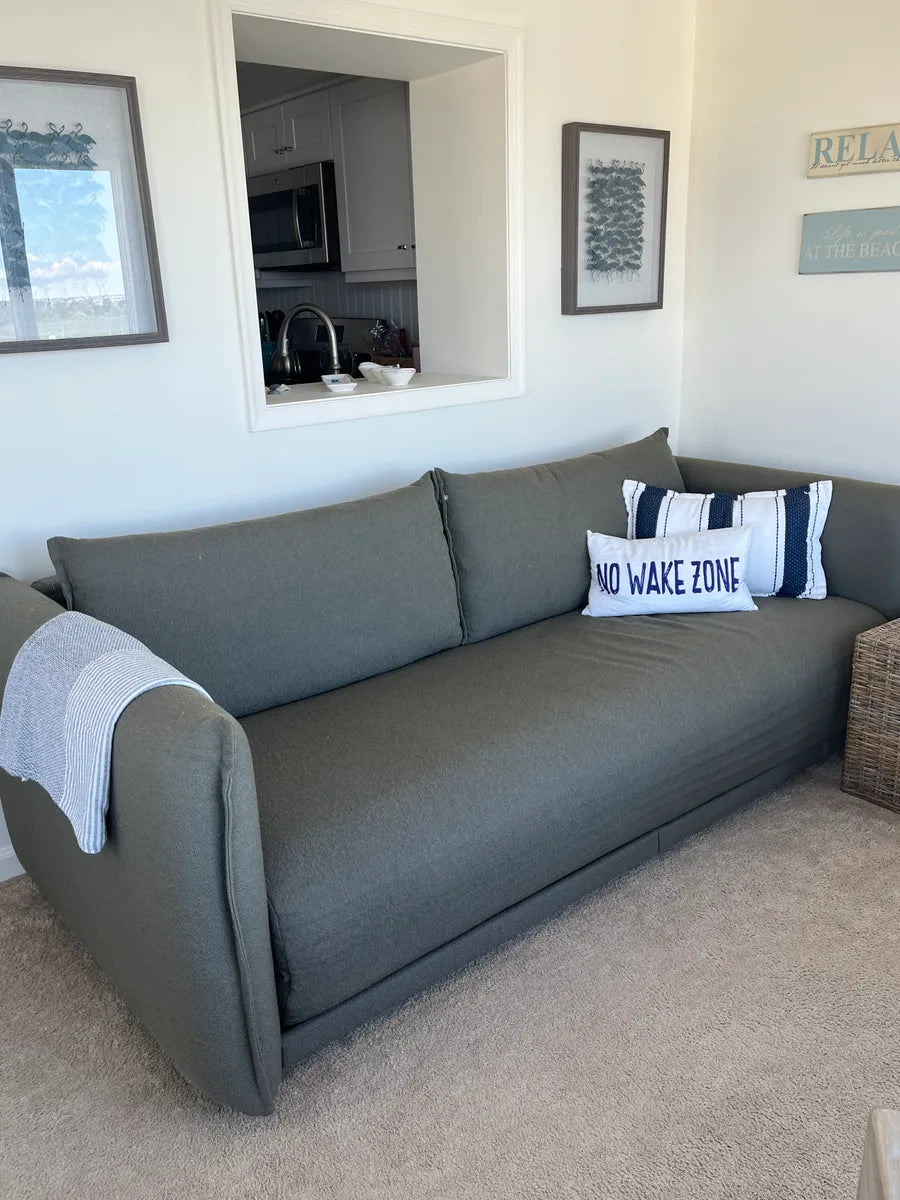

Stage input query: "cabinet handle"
[
  {"left": 274, "top": 148, "right": 283, "bottom": 155},
  {"left": 283, "top": 145, "right": 294, "bottom": 152}
]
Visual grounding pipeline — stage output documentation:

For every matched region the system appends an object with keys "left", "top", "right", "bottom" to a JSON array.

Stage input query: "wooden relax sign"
[{"left": 808, "top": 123, "right": 900, "bottom": 177}]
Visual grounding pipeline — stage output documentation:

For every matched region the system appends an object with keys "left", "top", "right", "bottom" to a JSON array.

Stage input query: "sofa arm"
[
  {"left": 0, "top": 576, "right": 282, "bottom": 1114},
  {"left": 676, "top": 457, "right": 900, "bottom": 620}
]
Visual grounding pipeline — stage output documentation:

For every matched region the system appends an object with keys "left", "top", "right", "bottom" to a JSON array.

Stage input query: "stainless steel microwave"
[{"left": 246, "top": 162, "right": 341, "bottom": 270}]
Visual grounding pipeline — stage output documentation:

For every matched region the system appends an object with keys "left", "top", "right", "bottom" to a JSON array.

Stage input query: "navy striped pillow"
[{"left": 623, "top": 479, "right": 833, "bottom": 599}]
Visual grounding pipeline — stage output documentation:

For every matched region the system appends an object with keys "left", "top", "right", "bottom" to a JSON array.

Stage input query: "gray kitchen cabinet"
[
  {"left": 328, "top": 78, "right": 416, "bottom": 275},
  {"left": 242, "top": 104, "right": 286, "bottom": 177},
  {"left": 242, "top": 90, "right": 333, "bottom": 177},
  {"left": 281, "top": 91, "right": 333, "bottom": 166}
]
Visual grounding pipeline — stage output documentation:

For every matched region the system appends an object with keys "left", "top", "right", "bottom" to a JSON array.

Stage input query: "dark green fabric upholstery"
[
  {"left": 48, "top": 473, "right": 462, "bottom": 718},
  {"left": 280, "top": 745, "right": 828, "bottom": 1072},
  {"left": 678, "top": 456, "right": 900, "bottom": 620},
  {"left": 241, "top": 595, "right": 881, "bottom": 1027},
  {"left": 0, "top": 576, "right": 281, "bottom": 1115},
  {"left": 436, "top": 428, "right": 685, "bottom": 642},
  {"left": 282, "top": 830, "right": 660, "bottom": 1069},
  {"left": 9, "top": 441, "right": 900, "bottom": 1118},
  {"left": 30, "top": 574, "right": 66, "bottom": 607}
]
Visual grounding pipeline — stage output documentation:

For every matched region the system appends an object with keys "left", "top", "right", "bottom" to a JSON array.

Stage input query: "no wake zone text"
[{"left": 596, "top": 557, "right": 744, "bottom": 596}]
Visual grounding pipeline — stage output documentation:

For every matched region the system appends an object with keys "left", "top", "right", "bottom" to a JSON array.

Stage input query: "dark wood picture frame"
[
  {"left": 561, "top": 121, "right": 670, "bottom": 315},
  {"left": 0, "top": 65, "right": 167, "bottom": 353}
]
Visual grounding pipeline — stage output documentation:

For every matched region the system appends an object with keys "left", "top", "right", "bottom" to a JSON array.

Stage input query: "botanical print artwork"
[{"left": 583, "top": 158, "right": 646, "bottom": 279}]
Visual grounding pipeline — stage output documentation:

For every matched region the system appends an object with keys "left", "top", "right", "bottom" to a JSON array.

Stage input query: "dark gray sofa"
[{"left": 1, "top": 429, "right": 898, "bottom": 1115}]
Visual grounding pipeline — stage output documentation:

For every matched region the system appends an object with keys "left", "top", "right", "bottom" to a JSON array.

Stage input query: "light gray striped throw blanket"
[{"left": 0, "top": 611, "right": 211, "bottom": 853}]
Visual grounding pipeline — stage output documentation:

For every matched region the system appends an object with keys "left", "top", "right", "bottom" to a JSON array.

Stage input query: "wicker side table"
[{"left": 842, "top": 619, "right": 900, "bottom": 812}]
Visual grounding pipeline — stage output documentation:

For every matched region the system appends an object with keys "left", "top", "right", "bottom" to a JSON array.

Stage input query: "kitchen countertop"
[{"left": 265, "top": 372, "right": 495, "bottom": 406}]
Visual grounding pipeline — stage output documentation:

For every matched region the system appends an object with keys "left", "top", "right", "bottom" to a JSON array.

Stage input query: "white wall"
[
  {"left": 0, "top": 0, "right": 697, "bottom": 872},
  {"left": 681, "top": 0, "right": 900, "bottom": 481},
  {"left": 411, "top": 55, "right": 509, "bottom": 377}
]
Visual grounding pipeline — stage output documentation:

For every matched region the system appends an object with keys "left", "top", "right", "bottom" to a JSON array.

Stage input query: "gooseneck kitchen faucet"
[{"left": 274, "top": 303, "right": 341, "bottom": 379}]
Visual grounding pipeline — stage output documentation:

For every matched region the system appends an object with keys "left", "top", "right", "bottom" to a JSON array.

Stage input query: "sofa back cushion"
[
  {"left": 436, "top": 429, "right": 685, "bottom": 641},
  {"left": 48, "top": 473, "right": 463, "bottom": 717}
]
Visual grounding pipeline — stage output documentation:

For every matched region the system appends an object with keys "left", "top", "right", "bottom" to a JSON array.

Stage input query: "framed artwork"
[
  {"left": 0, "top": 65, "right": 167, "bottom": 353},
  {"left": 561, "top": 122, "right": 670, "bottom": 315}
]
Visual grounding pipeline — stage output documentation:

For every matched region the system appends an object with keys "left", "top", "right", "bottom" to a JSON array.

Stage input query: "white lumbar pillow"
[
  {"left": 622, "top": 479, "right": 833, "bottom": 599},
  {"left": 583, "top": 526, "right": 758, "bottom": 618}
]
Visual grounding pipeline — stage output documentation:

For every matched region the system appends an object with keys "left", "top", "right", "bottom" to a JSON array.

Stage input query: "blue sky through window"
[{"left": 5, "top": 167, "right": 124, "bottom": 299}]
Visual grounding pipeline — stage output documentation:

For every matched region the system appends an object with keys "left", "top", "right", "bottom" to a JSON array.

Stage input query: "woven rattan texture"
[{"left": 842, "top": 619, "right": 900, "bottom": 812}]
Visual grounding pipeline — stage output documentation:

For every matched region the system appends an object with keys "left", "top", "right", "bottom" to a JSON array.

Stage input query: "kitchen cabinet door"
[
  {"left": 242, "top": 104, "right": 287, "bottom": 177},
  {"left": 281, "top": 91, "right": 333, "bottom": 167},
  {"left": 329, "top": 78, "right": 416, "bottom": 274}
]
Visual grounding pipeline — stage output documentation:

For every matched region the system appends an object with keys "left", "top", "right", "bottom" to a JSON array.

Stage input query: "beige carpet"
[{"left": 2, "top": 760, "right": 900, "bottom": 1200}]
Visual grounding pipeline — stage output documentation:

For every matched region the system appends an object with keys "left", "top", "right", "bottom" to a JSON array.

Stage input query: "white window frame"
[{"left": 208, "top": 0, "right": 525, "bottom": 432}]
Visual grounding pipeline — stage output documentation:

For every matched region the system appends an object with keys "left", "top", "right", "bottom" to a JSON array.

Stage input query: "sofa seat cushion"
[{"left": 241, "top": 597, "right": 882, "bottom": 1026}]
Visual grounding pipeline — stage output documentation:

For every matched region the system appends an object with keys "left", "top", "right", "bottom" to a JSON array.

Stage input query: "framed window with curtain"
[{"left": 0, "top": 65, "right": 167, "bottom": 352}]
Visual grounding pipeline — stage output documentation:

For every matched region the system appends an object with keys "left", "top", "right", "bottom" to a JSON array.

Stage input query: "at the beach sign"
[
  {"left": 808, "top": 122, "right": 900, "bottom": 177},
  {"left": 799, "top": 207, "right": 900, "bottom": 275}
]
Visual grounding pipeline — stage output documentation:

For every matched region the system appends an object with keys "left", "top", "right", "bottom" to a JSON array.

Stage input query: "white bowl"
[
  {"left": 321, "top": 373, "right": 358, "bottom": 395},
  {"left": 380, "top": 366, "right": 416, "bottom": 388},
  {"left": 357, "top": 362, "right": 384, "bottom": 384}
]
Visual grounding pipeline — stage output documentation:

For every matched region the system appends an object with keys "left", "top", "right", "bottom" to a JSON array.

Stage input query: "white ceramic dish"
[
  {"left": 321, "top": 373, "right": 358, "bottom": 395},
  {"left": 357, "top": 362, "right": 384, "bottom": 384},
  {"left": 380, "top": 366, "right": 416, "bottom": 388}
]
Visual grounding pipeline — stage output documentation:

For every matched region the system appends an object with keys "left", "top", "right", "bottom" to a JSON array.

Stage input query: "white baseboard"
[{"left": 0, "top": 845, "right": 24, "bottom": 883}]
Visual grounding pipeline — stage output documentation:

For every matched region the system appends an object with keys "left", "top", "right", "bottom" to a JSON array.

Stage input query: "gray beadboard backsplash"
[{"left": 259, "top": 275, "right": 419, "bottom": 346}]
